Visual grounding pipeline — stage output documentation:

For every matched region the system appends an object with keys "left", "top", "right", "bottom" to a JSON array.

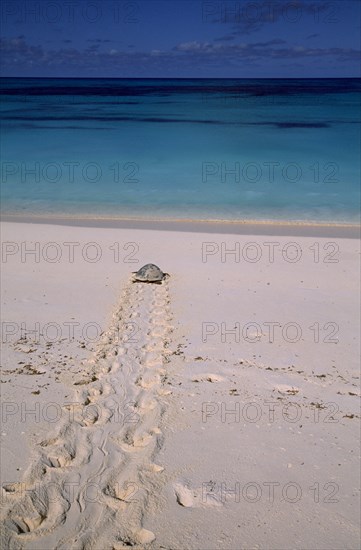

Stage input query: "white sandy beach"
[{"left": 1, "top": 220, "right": 360, "bottom": 549}]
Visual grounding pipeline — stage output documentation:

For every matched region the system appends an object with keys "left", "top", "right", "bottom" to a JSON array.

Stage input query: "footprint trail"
[{"left": 1, "top": 277, "right": 173, "bottom": 549}]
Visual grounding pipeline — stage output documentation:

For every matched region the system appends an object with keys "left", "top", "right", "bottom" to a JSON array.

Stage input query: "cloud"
[
  {"left": 0, "top": 36, "right": 359, "bottom": 76},
  {"left": 86, "top": 39, "right": 111, "bottom": 43},
  {"left": 214, "top": 35, "right": 235, "bottom": 42},
  {"left": 174, "top": 41, "right": 211, "bottom": 52},
  {"left": 206, "top": 0, "right": 335, "bottom": 34},
  {"left": 250, "top": 39, "right": 287, "bottom": 47},
  {"left": 174, "top": 39, "right": 359, "bottom": 61},
  {"left": 0, "top": 36, "right": 44, "bottom": 58}
]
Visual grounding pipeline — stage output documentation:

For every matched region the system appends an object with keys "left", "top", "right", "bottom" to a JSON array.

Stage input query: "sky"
[{"left": 0, "top": 0, "right": 360, "bottom": 77}]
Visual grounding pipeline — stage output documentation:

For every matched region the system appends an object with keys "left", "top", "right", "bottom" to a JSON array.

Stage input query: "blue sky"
[{"left": 0, "top": 0, "right": 360, "bottom": 77}]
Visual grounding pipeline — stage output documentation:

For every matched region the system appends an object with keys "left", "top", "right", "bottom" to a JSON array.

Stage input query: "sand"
[{"left": 0, "top": 220, "right": 360, "bottom": 549}]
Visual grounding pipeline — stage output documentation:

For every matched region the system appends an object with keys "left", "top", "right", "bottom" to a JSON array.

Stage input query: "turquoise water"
[{"left": 1, "top": 78, "right": 360, "bottom": 223}]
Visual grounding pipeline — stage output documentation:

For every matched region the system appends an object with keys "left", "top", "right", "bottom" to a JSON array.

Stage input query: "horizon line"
[{"left": 1, "top": 76, "right": 361, "bottom": 80}]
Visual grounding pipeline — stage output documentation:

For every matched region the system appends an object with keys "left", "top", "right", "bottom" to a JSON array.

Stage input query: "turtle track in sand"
[{"left": 1, "top": 278, "right": 173, "bottom": 549}]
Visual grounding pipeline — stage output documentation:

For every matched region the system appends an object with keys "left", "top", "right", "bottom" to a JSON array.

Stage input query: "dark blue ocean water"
[{"left": 1, "top": 78, "right": 360, "bottom": 223}]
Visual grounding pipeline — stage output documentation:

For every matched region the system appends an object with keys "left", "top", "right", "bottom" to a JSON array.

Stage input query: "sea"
[{"left": 0, "top": 77, "right": 360, "bottom": 224}]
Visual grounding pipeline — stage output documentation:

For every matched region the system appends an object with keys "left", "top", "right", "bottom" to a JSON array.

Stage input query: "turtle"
[{"left": 132, "top": 263, "right": 168, "bottom": 284}]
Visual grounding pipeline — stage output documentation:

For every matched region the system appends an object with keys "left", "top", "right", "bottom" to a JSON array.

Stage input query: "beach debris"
[
  {"left": 274, "top": 384, "right": 299, "bottom": 395},
  {"left": 174, "top": 483, "right": 194, "bottom": 507},
  {"left": 149, "top": 463, "right": 164, "bottom": 473},
  {"left": 191, "top": 373, "right": 225, "bottom": 383},
  {"left": 135, "top": 528, "right": 156, "bottom": 544},
  {"left": 133, "top": 263, "right": 168, "bottom": 283},
  {"left": 15, "top": 345, "right": 37, "bottom": 354}
]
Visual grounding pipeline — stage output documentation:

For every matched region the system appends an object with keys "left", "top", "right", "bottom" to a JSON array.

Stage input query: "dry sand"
[{"left": 0, "top": 220, "right": 360, "bottom": 549}]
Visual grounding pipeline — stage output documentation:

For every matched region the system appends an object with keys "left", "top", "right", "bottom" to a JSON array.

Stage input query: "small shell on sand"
[
  {"left": 149, "top": 463, "right": 164, "bottom": 473},
  {"left": 135, "top": 528, "right": 156, "bottom": 544},
  {"left": 174, "top": 483, "right": 194, "bottom": 507}
]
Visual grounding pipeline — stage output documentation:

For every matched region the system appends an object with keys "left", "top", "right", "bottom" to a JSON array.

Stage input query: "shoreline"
[{"left": 1, "top": 213, "right": 360, "bottom": 238}]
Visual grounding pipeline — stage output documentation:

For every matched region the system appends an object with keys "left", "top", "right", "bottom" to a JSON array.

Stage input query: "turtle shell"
[{"left": 133, "top": 263, "right": 165, "bottom": 282}]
